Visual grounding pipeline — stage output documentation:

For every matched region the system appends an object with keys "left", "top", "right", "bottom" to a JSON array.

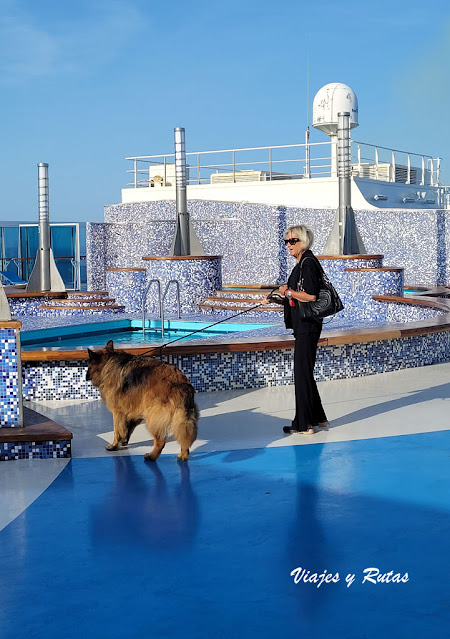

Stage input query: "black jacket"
[{"left": 284, "top": 250, "right": 323, "bottom": 334}]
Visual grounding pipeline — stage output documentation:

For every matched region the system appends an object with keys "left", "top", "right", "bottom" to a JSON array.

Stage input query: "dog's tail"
[
  {"left": 174, "top": 382, "right": 199, "bottom": 423},
  {"left": 169, "top": 382, "right": 198, "bottom": 454}
]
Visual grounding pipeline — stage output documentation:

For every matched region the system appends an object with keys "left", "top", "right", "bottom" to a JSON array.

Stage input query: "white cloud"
[{"left": 0, "top": 1, "right": 146, "bottom": 84}]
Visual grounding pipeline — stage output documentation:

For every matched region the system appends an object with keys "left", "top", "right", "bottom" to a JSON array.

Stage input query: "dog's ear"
[
  {"left": 105, "top": 339, "right": 114, "bottom": 352},
  {"left": 87, "top": 348, "right": 101, "bottom": 362}
]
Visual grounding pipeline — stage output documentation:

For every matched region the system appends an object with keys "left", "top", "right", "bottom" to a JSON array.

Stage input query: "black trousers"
[{"left": 292, "top": 330, "right": 327, "bottom": 431}]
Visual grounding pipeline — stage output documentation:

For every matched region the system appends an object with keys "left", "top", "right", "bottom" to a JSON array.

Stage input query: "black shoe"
[
  {"left": 283, "top": 426, "right": 299, "bottom": 434},
  {"left": 283, "top": 425, "right": 317, "bottom": 435}
]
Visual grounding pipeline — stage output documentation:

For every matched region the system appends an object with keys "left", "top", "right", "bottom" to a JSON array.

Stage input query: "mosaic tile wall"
[
  {"left": 86, "top": 200, "right": 450, "bottom": 288},
  {"left": 355, "top": 208, "right": 450, "bottom": 287},
  {"left": 8, "top": 296, "right": 55, "bottom": 317},
  {"left": 106, "top": 269, "right": 146, "bottom": 313},
  {"left": 8, "top": 295, "right": 126, "bottom": 319},
  {"left": 143, "top": 258, "right": 222, "bottom": 313},
  {"left": 320, "top": 258, "right": 384, "bottom": 291},
  {"left": 22, "top": 361, "right": 101, "bottom": 401},
  {"left": 198, "top": 298, "right": 446, "bottom": 325},
  {"left": 88, "top": 202, "right": 333, "bottom": 288},
  {"left": 22, "top": 328, "right": 450, "bottom": 400},
  {"left": 0, "top": 327, "right": 22, "bottom": 427},
  {"left": 335, "top": 267, "right": 405, "bottom": 323},
  {"left": 0, "top": 441, "right": 71, "bottom": 461},
  {"left": 87, "top": 221, "right": 175, "bottom": 291}
]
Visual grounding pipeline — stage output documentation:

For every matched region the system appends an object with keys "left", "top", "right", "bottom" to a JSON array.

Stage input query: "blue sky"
[{"left": 1, "top": 0, "right": 449, "bottom": 223}]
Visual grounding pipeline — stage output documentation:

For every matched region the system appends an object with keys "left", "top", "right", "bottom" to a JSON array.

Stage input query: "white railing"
[
  {"left": 351, "top": 141, "right": 440, "bottom": 187},
  {"left": 126, "top": 141, "right": 333, "bottom": 188},
  {"left": 125, "top": 140, "right": 441, "bottom": 188},
  {"left": 437, "top": 186, "right": 450, "bottom": 208}
]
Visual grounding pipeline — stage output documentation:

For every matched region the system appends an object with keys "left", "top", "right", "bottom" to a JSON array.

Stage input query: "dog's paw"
[
  {"left": 177, "top": 452, "right": 189, "bottom": 462},
  {"left": 105, "top": 443, "right": 119, "bottom": 451},
  {"left": 144, "top": 453, "right": 158, "bottom": 462}
]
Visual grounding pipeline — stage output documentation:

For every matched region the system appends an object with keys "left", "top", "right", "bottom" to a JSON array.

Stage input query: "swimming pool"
[{"left": 21, "top": 319, "right": 275, "bottom": 350}]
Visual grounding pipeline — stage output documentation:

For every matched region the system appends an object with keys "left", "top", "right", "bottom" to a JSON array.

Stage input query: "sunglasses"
[{"left": 284, "top": 238, "right": 302, "bottom": 246}]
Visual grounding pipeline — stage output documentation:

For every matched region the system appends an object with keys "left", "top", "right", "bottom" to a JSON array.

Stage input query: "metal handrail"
[
  {"left": 351, "top": 140, "right": 439, "bottom": 186},
  {"left": 125, "top": 138, "right": 441, "bottom": 188},
  {"left": 162, "top": 280, "right": 181, "bottom": 327},
  {"left": 142, "top": 279, "right": 163, "bottom": 338},
  {"left": 126, "top": 141, "right": 333, "bottom": 187},
  {"left": 142, "top": 279, "right": 181, "bottom": 341},
  {"left": 126, "top": 141, "right": 330, "bottom": 160}
]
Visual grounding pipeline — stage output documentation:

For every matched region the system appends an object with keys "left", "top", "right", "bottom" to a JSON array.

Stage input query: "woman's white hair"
[{"left": 284, "top": 225, "right": 314, "bottom": 250}]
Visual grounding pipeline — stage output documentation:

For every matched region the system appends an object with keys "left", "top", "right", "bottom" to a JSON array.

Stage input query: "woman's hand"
[
  {"left": 261, "top": 295, "right": 270, "bottom": 306},
  {"left": 278, "top": 285, "right": 288, "bottom": 296}
]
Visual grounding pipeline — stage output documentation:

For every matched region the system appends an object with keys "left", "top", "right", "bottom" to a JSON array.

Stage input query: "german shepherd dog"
[{"left": 86, "top": 340, "right": 198, "bottom": 461}]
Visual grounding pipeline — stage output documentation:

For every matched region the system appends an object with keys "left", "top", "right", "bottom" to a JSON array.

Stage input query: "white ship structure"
[{"left": 87, "top": 83, "right": 450, "bottom": 291}]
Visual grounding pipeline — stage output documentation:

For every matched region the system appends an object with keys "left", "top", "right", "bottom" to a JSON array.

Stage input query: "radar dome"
[{"left": 312, "top": 83, "right": 358, "bottom": 135}]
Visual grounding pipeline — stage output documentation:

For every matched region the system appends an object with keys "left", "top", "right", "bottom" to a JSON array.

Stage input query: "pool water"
[{"left": 21, "top": 319, "right": 275, "bottom": 350}]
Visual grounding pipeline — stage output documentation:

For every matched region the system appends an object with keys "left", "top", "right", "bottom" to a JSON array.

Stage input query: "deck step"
[
  {"left": 38, "top": 304, "right": 125, "bottom": 314},
  {"left": 0, "top": 407, "right": 72, "bottom": 461},
  {"left": 67, "top": 291, "right": 110, "bottom": 299},
  {"left": 215, "top": 290, "right": 275, "bottom": 299},
  {"left": 199, "top": 302, "right": 283, "bottom": 312},
  {"left": 43, "top": 297, "right": 117, "bottom": 305},
  {"left": 223, "top": 284, "right": 279, "bottom": 289},
  {"left": 206, "top": 295, "right": 268, "bottom": 303},
  {"left": 38, "top": 304, "right": 125, "bottom": 310},
  {"left": 199, "top": 283, "right": 283, "bottom": 313}
]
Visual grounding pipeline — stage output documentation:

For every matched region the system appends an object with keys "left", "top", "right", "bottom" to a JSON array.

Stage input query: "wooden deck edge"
[
  {"left": 373, "top": 295, "right": 450, "bottom": 311},
  {"left": 0, "top": 407, "right": 73, "bottom": 442}
]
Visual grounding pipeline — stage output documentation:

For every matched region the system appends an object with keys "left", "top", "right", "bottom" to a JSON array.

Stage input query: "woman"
[{"left": 264, "top": 225, "right": 328, "bottom": 434}]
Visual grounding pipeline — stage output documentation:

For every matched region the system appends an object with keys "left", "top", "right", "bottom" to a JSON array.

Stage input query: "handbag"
[{"left": 298, "top": 257, "right": 344, "bottom": 319}]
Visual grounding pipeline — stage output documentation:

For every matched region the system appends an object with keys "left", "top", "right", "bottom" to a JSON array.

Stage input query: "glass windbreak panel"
[
  {"left": 79, "top": 223, "right": 86, "bottom": 290},
  {"left": 1, "top": 227, "right": 19, "bottom": 272},
  {"left": 51, "top": 225, "right": 76, "bottom": 288},
  {"left": 19, "top": 226, "right": 39, "bottom": 279}
]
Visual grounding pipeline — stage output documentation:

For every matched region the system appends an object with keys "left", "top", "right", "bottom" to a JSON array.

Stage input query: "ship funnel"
[{"left": 26, "top": 163, "right": 66, "bottom": 292}]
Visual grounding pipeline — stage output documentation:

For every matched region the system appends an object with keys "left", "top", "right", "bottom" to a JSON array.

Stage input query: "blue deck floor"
[{"left": 1, "top": 431, "right": 449, "bottom": 638}]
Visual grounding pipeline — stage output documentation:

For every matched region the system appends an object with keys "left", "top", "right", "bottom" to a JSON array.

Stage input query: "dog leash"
[{"left": 138, "top": 287, "right": 280, "bottom": 359}]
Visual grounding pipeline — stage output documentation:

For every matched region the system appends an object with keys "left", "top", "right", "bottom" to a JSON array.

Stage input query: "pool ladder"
[{"left": 141, "top": 279, "right": 181, "bottom": 340}]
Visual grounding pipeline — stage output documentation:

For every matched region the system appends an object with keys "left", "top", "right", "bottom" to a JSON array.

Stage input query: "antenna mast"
[
  {"left": 304, "top": 36, "right": 311, "bottom": 177},
  {"left": 306, "top": 36, "right": 310, "bottom": 130}
]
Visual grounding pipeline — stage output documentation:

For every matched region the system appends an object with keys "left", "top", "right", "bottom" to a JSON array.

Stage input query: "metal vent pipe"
[
  {"left": 323, "top": 112, "right": 366, "bottom": 255},
  {"left": 174, "top": 127, "right": 189, "bottom": 255},
  {"left": 169, "top": 127, "right": 203, "bottom": 256},
  {"left": 337, "top": 112, "right": 351, "bottom": 254},
  {"left": 38, "top": 163, "right": 51, "bottom": 290},
  {"left": 26, "top": 163, "right": 65, "bottom": 292}
]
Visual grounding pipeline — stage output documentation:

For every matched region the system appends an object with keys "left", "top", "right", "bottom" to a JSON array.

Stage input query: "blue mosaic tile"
[
  {"left": 22, "top": 361, "right": 101, "bottom": 401},
  {"left": 143, "top": 258, "right": 222, "bottom": 313},
  {"left": 88, "top": 201, "right": 450, "bottom": 288},
  {"left": 36, "top": 307, "right": 124, "bottom": 317},
  {"left": 0, "top": 440, "right": 71, "bottom": 461},
  {"left": 21, "top": 328, "right": 450, "bottom": 400},
  {"left": 0, "top": 327, "right": 21, "bottom": 427},
  {"left": 106, "top": 270, "right": 146, "bottom": 312},
  {"left": 7, "top": 296, "right": 55, "bottom": 317},
  {"left": 86, "top": 221, "right": 175, "bottom": 291}
]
